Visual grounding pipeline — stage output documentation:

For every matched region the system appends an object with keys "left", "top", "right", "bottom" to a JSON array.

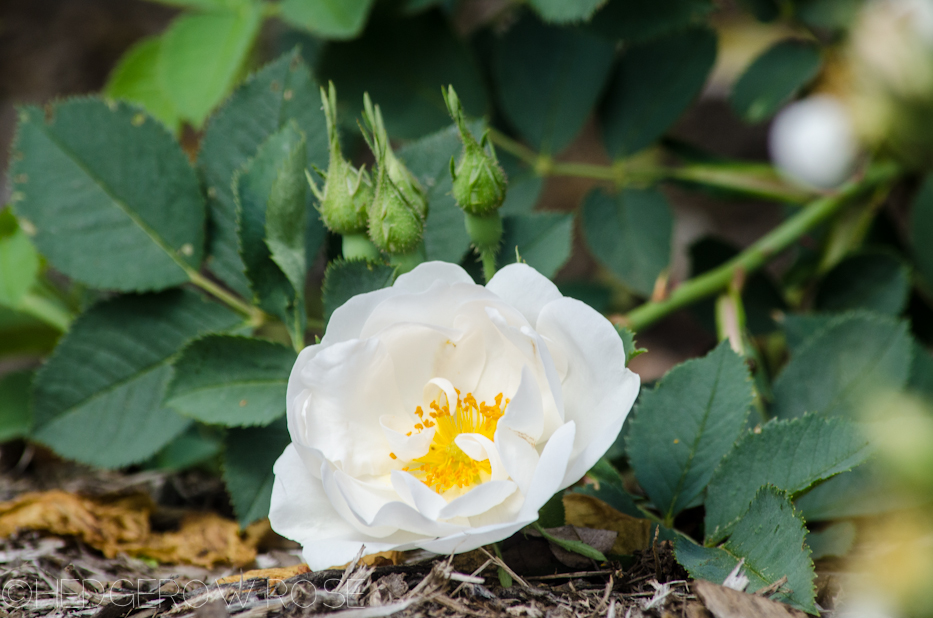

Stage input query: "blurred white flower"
[
  {"left": 269, "top": 261, "right": 640, "bottom": 569},
  {"left": 769, "top": 96, "right": 859, "bottom": 189}
]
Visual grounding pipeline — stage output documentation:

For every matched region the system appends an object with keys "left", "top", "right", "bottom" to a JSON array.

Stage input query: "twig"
[{"left": 479, "top": 547, "right": 531, "bottom": 589}]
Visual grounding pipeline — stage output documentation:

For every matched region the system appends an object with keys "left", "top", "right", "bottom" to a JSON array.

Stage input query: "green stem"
[
  {"left": 621, "top": 162, "right": 901, "bottom": 332},
  {"left": 187, "top": 270, "right": 265, "bottom": 327},
  {"left": 486, "top": 129, "right": 814, "bottom": 204},
  {"left": 18, "top": 291, "right": 73, "bottom": 332},
  {"left": 480, "top": 248, "right": 497, "bottom": 283}
]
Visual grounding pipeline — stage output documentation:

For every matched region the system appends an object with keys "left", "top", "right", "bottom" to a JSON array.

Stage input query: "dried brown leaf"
[
  {"left": 216, "top": 563, "right": 311, "bottom": 584},
  {"left": 563, "top": 493, "right": 651, "bottom": 555},
  {"left": 0, "top": 490, "right": 152, "bottom": 555},
  {"left": 0, "top": 490, "right": 260, "bottom": 568},
  {"left": 694, "top": 580, "right": 807, "bottom": 618}
]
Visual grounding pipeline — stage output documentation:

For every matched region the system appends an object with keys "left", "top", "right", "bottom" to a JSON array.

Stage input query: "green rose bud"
[
  {"left": 307, "top": 82, "right": 373, "bottom": 235},
  {"left": 444, "top": 86, "right": 507, "bottom": 216},
  {"left": 360, "top": 93, "right": 428, "bottom": 254}
]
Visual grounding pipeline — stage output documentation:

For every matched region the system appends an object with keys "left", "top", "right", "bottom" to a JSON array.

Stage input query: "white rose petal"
[{"left": 270, "top": 261, "right": 640, "bottom": 569}]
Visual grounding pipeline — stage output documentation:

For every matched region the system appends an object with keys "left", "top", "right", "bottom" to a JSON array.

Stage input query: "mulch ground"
[{"left": 0, "top": 447, "right": 830, "bottom": 618}]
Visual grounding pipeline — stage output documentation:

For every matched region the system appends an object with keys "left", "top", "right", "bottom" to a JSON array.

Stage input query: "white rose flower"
[{"left": 269, "top": 261, "right": 640, "bottom": 570}]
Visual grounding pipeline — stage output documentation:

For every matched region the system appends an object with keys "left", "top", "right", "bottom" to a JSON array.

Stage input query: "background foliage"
[{"left": 3, "top": 0, "right": 933, "bottom": 612}]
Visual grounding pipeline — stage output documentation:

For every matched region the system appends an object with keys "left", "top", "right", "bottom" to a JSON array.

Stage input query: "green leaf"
[
  {"left": 616, "top": 325, "right": 647, "bottom": 365},
  {"left": 32, "top": 290, "right": 240, "bottom": 468},
  {"left": 537, "top": 492, "right": 566, "bottom": 528},
  {"left": 675, "top": 486, "right": 817, "bottom": 613},
  {"left": 236, "top": 123, "right": 307, "bottom": 346},
  {"left": 533, "top": 523, "right": 607, "bottom": 561},
  {"left": 318, "top": 11, "right": 487, "bottom": 139},
  {"left": 149, "top": 425, "right": 223, "bottom": 471},
  {"left": 0, "top": 371, "right": 33, "bottom": 442},
  {"left": 573, "top": 482, "right": 642, "bottom": 520},
  {"left": 199, "top": 51, "right": 328, "bottom": 296},
  {"left": 730, "top": 39, "right": 823, "bottom": 123},
  {"left": 911, "top": 175, "right": 933, "bottom": 288},
  {"left": 528, "top": 0, "right": 607, "bottom": 24},
  {"left": 492, "top": 17, "right": 615, "bottom": 154},
  {"left": 626, "top": 341, "right": 753, "bottom": 522},
  {"left": 795, "top": 0, "right": 861, "bottom": 31},
  {"left": 105, "top": 36, "right": 180, "bottom": 132},
  {"left": 559, "top": 281, "right": 612, "bottom": 313},
  {"left": 601, "top": 27, "right": 716, "bottom": 158},
  {"left": 323, "top": 260, "right": 396, "bottom": 322},
  {"left": 587, "top": 0, "right": 713, "bottom": 43},
  {"left": 499, "top": 152, "right": 543, "bottom": 217},
  {"left": 500, "top": 213, "right": 574, "bottom": 279},
  {"left": 795, "top": 463, "right": 927, "bottom": 521},
  {"left": 167, "top": 335, "right": 296, "bottom": 427},
  {"left": 780, "top": 313, "right": 832, "bottom": 353},
  {"left": 0, "top": 209, "right": 39, "bottom": 308},
  {"left": 704, "top": 415, "right": 872, "bottom": 544},
  {"left": 158, "top": 4, "right": 263, "bottom": 127},
  {"left": 397, "top": 122, "right": 477, "bottom": 263},
  {"left": 280, "top": 0, "right": 375, "bottom": 40},
  {"left": 223, "top": 417, "right": 291, "bottom": 525},
  {"left": 815, "top": 250, "right": 910, "bottom": 316},
  {"left": 263, "top": 130, "right": 308, "bottom": 296},
  {"left": 581, "top": 188, "right": 673, "bottom": 296},
  {"left": 10, "top": 99, "right": 205, "bottom": 292},
  {"left": 772, "top": 312, "right": 912, "bottom": 419},
  {"left": 807, "top": 521, "right": 856, "bottom": 560}
]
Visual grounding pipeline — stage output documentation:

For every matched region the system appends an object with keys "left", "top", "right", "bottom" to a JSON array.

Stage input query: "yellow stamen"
[{"left": 402, "top": 388, "right": 509, "bottom": 494}]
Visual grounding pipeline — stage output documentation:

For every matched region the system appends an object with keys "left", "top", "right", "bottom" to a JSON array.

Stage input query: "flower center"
[{"left": 396, "top": 389, "right": 508, "bottom": 494}]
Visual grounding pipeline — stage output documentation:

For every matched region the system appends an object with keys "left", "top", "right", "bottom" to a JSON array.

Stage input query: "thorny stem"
[
  {"left": 618, "top": 162, "right": 901, "bottom": 333},
  {"left": 187, "top": 269, "right": 266, "bottom": 327},
  {"left": 480, "top": 248, "right": 497, "bottom": 283},
  {"left": 486, "top": 128, "right": 815, "bottom": 204}
]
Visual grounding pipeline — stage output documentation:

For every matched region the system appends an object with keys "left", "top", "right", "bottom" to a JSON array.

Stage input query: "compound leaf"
[
  {"left": 730, "top": 39, "right": 822, "bottom": 123},
  {"left": 493, "top": 17, "right": 615, "bottom": 155},
  {"left": 158, "top": 4, "right": 263, "bottom": 127},
  {"left": 323, "top": 260, "right": 396, "bottom": 322},
  {"left": 105, "top": 36, "right": 180, "bottom": 132},
  {"left": 704, "top": 415, "right": 872, "bottom": 544},
  {"left": 235, "top": 123, "right": 307, "bottom": 346},
  {"left": 11, "top": 99, "right": 204, "bottom": 292},
  {"left": 500, "top": 213, "right": 574, "bottom": 279},
  {"left": 318, "top": 11, "right": 487, "bottom": 139},
  {"left": 582, "top": 188, "right": 673, "bottom": 296},
  {"left": 199, "top": 50, "right": 328, "bottom": 297},
  {"left": 815, "top": 250, "right": 910, "bottom": 316},
  {"left": 280, "top": 0, "right": 375, "bottom": 40},
  {"left": 0, "top": 209, "right": 39, "bottom": 308},
  {"left": 601, "top": 27, "right": 716, "bottom": 157},
  {"left": 588, "top": 0, "right": 713, "bottom": 43},
  {"left": 32, "top": 290, "right": 240, "bottom": 468},
  {"left": 675, "top": 486, "right": 817, "bottom": 613},
  {"left": 166, "top": 335, "right": 296, "bottom": 427},
  {"left": 528, "top": 0, "right": 607, "bottom": 24},
  {"left": 772, "top": 312, "right": 912, "bottom": 419},
  {"left": 0, "top": 371, "right": 33, "bottom": 443},
  {"left": 626, "top": 341, "right": 753, "bottom": 522},
  {"left": 224, "top": 417, "right": 291, "bottom": 526}
]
